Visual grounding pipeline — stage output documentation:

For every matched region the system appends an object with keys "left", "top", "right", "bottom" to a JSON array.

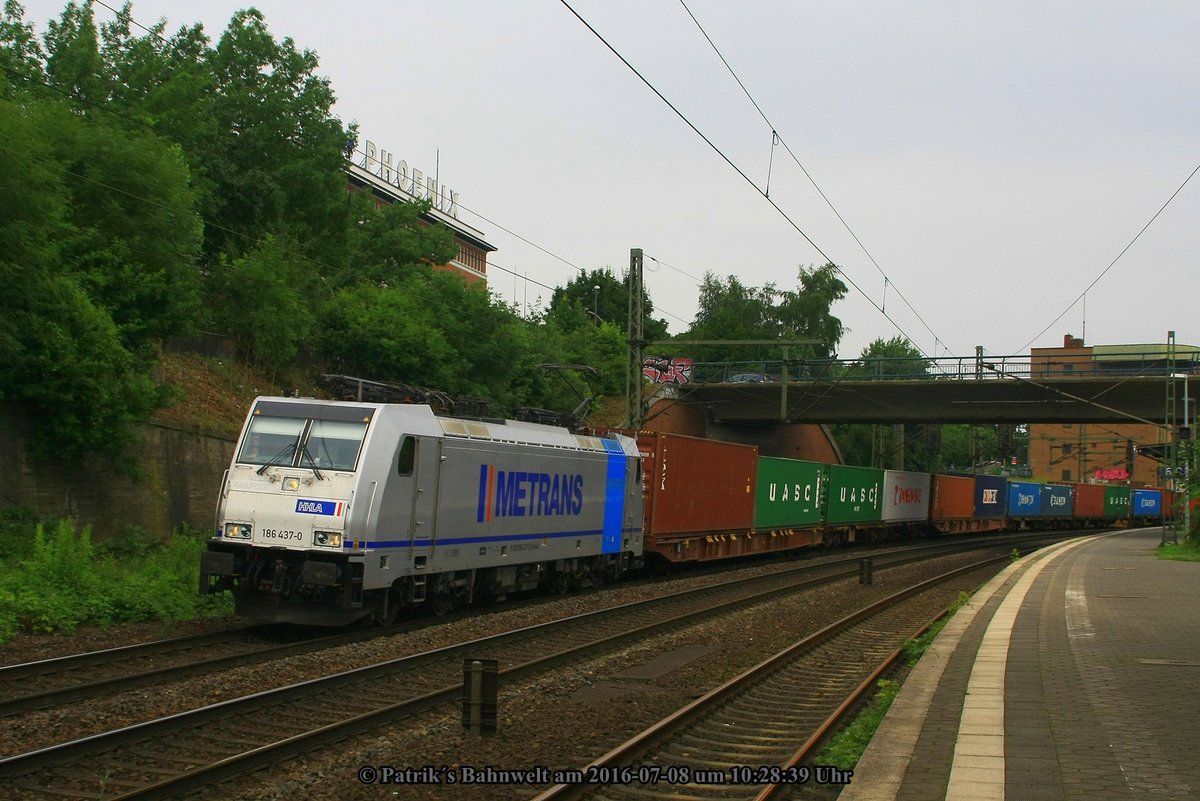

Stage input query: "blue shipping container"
[
  {"left": 1008, "top": 481, "right": 1044, "bottom": 516},
  {"left": 974, "top": 475, "right": 1008, "bottom": 518},
  {"left": 1131, "top": 488, "right": 1163, "bottom": 517},
  {"left": 1043, "top": 484, "right": 1074, "bottom": 517}
]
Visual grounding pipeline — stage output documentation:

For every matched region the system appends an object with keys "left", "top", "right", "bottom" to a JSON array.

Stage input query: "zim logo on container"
[
  {"left": 295, "top": 499, "right": 344, "bottom": 516},
  {"left": 477, "top": 465, "right": 584, "bottom": 522}
]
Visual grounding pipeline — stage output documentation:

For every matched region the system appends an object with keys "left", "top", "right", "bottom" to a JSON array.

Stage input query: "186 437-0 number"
[{"left": 260, "top": 529, "right": 304, "bottom": 542}]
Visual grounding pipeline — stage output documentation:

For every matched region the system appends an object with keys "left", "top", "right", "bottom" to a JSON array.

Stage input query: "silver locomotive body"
[{"left": 201, "top": 397, "right": 644, "bottom": 625}]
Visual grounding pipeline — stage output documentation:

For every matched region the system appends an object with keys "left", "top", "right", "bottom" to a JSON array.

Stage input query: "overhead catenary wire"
[
  {"left": 1015, "top": 160, "right": 1200, "bottom": 353},
  {"left": 675, "top": 0, "right": 947, "bottom": 358},
  {"left": 558, "top": 0, "right": 931, "bottom": 362}
]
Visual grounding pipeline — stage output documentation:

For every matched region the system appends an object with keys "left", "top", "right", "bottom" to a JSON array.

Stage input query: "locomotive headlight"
[
  {"left": 314, "top": 531, "right": 342, "bottom": 548},
  {"left": 281, "top": 477, "right": 301, "bottom": 492},
  {"left": 224, "top": 522, "right": 252, "bottom": 539}
]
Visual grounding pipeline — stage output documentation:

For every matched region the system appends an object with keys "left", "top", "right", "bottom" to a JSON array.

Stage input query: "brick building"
[{"left": 1028, "top": 335, "right": 1198, "bottom": 487}]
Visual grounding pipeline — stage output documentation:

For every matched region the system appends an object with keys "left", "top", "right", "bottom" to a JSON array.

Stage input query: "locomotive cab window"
[
  {"left": 237, "top": 414, "right": 367, "bottom": 471},
  {"left": 306, "top": 420, "right": 368, "bottom": 471},
  {"left": 238, "top": 417, "right": 305, "bottom": 466},
  {"left": 397, "top": 436, "right": 416, "bottom": 476}
]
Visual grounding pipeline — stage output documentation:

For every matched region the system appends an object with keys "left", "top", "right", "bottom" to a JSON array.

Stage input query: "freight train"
[{"left": 200, "top": 397, "right": 1167, "bottom": 625}]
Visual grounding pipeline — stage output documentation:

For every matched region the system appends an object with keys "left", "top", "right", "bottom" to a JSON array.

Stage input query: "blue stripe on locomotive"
[
  {"left": 348, "top": 525, "right": 641, "bottom": 549},
  {"left": 974, "top": 475, "right": 1008, "bottom": 518},
  {"left": 1008, "top": 480, "right": 1044, "bottom": 516},
  {"left": 601, "top": 439, "right": 626, "bottom": 554}
]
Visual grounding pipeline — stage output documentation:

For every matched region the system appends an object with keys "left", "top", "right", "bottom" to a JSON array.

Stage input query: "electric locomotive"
[{"left": 200, "top": 397, "right": 644, "bottom": 625}]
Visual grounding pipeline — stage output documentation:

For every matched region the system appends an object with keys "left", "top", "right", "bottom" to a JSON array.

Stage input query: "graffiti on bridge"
[{"left": 643, "top": 357, "right": 693, "bottom": 385}]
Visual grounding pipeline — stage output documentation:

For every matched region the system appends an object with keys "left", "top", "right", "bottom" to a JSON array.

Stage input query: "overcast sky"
[{"left": 21, "top": 1, "right": 1200, "bottom": 359}]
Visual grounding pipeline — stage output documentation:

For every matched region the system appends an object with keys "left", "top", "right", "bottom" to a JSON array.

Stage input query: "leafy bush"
[{"left": 0, "top": 518, "right": 232, "bottom": 642}]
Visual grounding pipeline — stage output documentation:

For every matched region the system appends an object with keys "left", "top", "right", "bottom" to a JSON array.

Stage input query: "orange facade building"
[{"left": 1028, "top": 335, "right": 1197, "bottom": 488}]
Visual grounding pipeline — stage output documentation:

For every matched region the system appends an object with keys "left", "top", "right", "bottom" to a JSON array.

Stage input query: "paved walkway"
[{"left": 840, "top": 528, "right": 1200, "bottom": 801}]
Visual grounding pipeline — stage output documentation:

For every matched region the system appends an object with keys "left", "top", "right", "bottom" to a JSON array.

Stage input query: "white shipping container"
[{"left": 883, "top": 470, "right": 931, "bottom": 522}]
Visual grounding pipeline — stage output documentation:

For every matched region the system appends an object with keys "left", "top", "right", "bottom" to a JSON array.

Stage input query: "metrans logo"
[{"left": 477, "top": 465, "right": 584, "bottom": 522}]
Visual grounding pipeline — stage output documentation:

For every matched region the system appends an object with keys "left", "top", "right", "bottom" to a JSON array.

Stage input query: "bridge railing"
[{"left": 677, "top": 351, "right": 1198, "bottom": 385}]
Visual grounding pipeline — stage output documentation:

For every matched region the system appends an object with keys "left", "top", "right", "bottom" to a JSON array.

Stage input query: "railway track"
[
  {"left": 529, "top": 557, "right": 1004, "bottom": 801},
  {"left": 0, "top": 532, "right": 1056, "bottom": 722},
  {"left": 0, "top": 624, "right": 296, "bottom": 715},
  {"left": 0, "top": 537, "right": 1034, "bottom": 801}
]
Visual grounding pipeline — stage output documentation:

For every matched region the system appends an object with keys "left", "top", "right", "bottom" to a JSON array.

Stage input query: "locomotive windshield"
[{"left": 237, "top": 412, "right": 369, "bottom": 472}]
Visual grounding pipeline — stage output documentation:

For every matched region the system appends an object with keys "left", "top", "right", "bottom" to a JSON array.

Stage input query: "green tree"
[
  {"left": 0, "top": 1, "right": 43, "bottom": 95},
  {"left": 854, "top": 335, "right": 930, "bottom": 379},
  {"left": 940, "top": 425, "right": 1002, "bottom": 472},
  {"left": 200, "top": 8, "right": 351, "bottom": 267},
  {"left": 50, "top": 111, "right": 203, "bottom": 348},
  {"left": 321, "top": 280, "right": 454, "bottom": 388},
  {"left": 41, "top": 0, "right": 104, "bottom": 104},
  {"left": 679, "top": 263, "right": 846, "bottom": 369},
  {"left": 776, "top": 263, "right": 848, "bottom": 360},
  {"left": 0, "top": 93, "right": 192, "bottom": 458},
  {"left": 683, "top": 273, "right": 779, "bottom": 364},
  {"left": 211, "top": 236, "right": 315, "bottom": 370},
  {"left": 832, "top": 337, "right": 937, "bottom": 469},
  {"left": 546, "top": 268, "right": 669, "bottom": 343},
  {"left": 342, "top": 194, "right": 459, "bottom": 289}
]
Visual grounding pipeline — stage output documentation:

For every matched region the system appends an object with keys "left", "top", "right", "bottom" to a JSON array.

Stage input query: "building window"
[
  {"left": 1062, "top": 469, "right": 1072, "bottom": 480},
  {"left": 456, "top": 243, "right": 486, "bottom": 274},
  {"left": 1062, "top": 443, "right": 1073, "bottom": 455}
]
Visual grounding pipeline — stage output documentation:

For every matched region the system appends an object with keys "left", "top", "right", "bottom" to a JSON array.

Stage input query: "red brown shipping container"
[
  {"left": 930, "top": 474, "right": 974, "bottom": 521},
  {"left": 636, "top": 431, "right": 757, "bottom": 540},
  {"left": 1071, "top": 483, "right": 1106, "bottom": 518}
]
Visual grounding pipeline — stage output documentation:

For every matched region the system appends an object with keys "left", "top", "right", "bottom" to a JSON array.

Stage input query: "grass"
[
  {"left": 819, "top": 679, "right": 900, "bottom": 770},
  {"left": 1158, "top": 539, "right": 1200, "bottom": 562},
  {"left": 817, "top": 590, "right": 973, "bottom": 770},
  {"left": 0, "top": 511, "right": 233, "bottom": 643}
]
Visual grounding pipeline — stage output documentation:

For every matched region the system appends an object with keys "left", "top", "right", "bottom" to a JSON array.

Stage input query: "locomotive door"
[{"left": 378, "top": 435, "right": 439, "bottom": 562}]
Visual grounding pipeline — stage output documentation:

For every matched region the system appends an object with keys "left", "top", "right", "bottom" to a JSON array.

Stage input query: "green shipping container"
[
  {"left": 1104, "top": 486, "right": 1131, "bottom": 516},
  {"left": 754, "top": 457, "right": 826, "bottom": 529},
  {"left": 827, "top": 465, "right": 884, "bottom": 524}
]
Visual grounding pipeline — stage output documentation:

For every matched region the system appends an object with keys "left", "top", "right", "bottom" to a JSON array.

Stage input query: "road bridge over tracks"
[{"left": 658, "top": 351, "right": 1197, "bottom": 426}]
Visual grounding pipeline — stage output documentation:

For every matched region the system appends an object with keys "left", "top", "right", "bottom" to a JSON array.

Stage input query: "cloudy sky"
[{"left": 21, "top": 1, "right": 1200, "bottom": 359}]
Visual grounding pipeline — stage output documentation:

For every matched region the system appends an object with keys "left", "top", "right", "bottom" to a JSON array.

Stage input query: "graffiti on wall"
[{"left": 643, "top": 357, "right": 693, "bottom": 385}]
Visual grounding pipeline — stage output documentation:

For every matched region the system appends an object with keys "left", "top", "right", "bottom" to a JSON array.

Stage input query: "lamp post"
[
  {"left": 1184, "top": 372, "right": 1192, "bottom": 540},
  {"left": 592, "top": 286, "right": 600, "bottom": 326}
]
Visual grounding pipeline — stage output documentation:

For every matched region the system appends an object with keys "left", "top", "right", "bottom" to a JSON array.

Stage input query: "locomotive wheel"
[
  {"left": 430, "top": 592, "right": 455, "bottom": 616},
  {"left": 553, "top": 572, "right": 572, "bottom": 594}
]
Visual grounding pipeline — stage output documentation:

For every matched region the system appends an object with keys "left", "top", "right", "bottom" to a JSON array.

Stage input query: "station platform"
[{"left": 841, "top": 528, "right": 1200, "bottom": 801}]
